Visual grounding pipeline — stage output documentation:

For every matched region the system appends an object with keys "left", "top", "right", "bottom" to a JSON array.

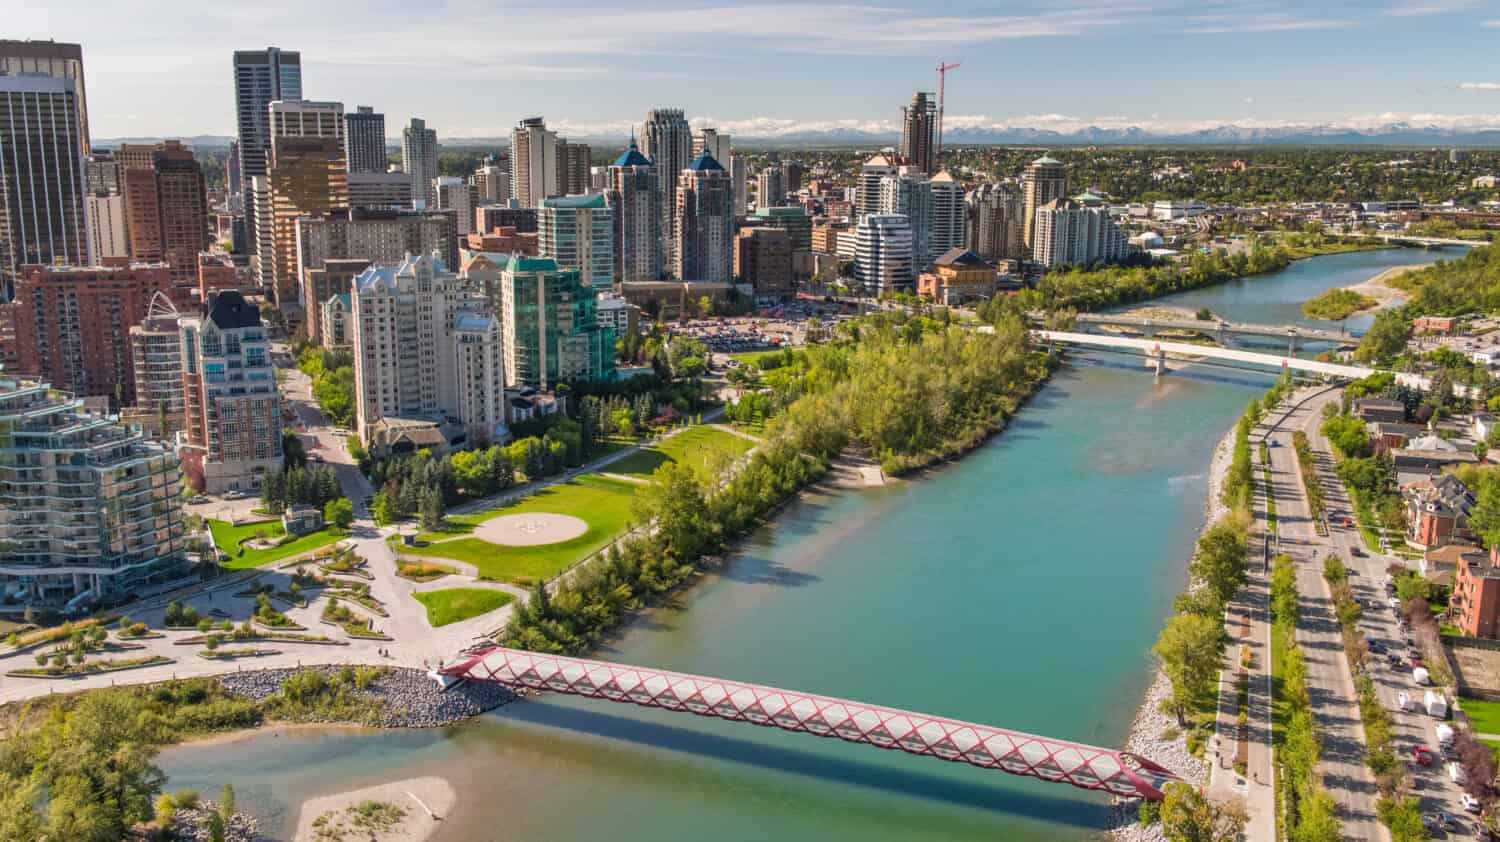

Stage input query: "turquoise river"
[{"left": 158, "top": 247, "right": 1446, "bottom": 840}]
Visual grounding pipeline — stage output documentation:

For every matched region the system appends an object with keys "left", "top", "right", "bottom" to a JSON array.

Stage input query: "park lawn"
[
  {"left": 208, "top": 518, "right": 345, "bottom": 570},
  {"left": 407, "top": 475, "right": 638, "bottom": 584},
  {"left": 413, "top": 588, "right": 515, "bottom": 627},
  {"left": 606, "top": 425, "right": 754, "bottom": 480},
  {"left": 1462, "top": 698, "right": 1500, "bottom": 736}
]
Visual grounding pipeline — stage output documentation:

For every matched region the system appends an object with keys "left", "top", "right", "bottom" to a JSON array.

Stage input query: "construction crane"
[{"left": 935, "top": 60, "right": 961, "bottom": 170}]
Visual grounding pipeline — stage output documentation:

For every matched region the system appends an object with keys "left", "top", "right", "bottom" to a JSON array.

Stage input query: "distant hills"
[{"left": 95, "top": 121, "right": 1500, "bottom": 150}]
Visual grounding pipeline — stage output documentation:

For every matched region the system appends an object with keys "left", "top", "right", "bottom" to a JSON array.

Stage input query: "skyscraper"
[
  {"left": 853, "top": 215, "right": 914, "bottom": 294},
  {"left": 232, "top": 47, "right": 301, "bottom": 249},
  {"left": 539, "top": 194, "right": 614, "bottom": 289},
  {"left": 473, "top": 157, "right": 510, "bottom": 203},
  {"left": 1031, "top": 198, "right": 1129, "bottom": 268},
  {"left": 265, "top": 100, "right": 347, "bottom": 306},
  {"left": 433, "top": 176, "right": 474, "bottom": 235},
  {"left": 857, "top": 154, "right": 897, "bottom": 220},
  {"left": 780, "top": 160, "right": 806, "bottom": 194},
  {"left": 879, "top": 167, "right": 933, "bottom": 266},
  {"left": 642, "top": 108, "right": 693, "bottom": 260},
  {"left": 756, "top": 166, "right": 784, "bottom": 209},
  {"left": 1022, "top": 154, "right": 1068, "bottom": 248},
  {"left": 966, "top": 183, "right": 1024, "bottom": 262},
  {"left": 562, "top": 142, "right": 593, "bottom": 195},
  {"left": 0, "top": 74, "right": 88, "bottom": 301},
  {"left": 696, "top": 129, "right": 731, "bottom": 167},
  {"left": 900, "top": 92, "right": 938, "bottom": 175},
  {"left": 402, "top": 117, "right": 438, "bottom": 208},
  {"left": 674, "top": 152, "right": 735, "bottom": 283},
  {"left": 179, "top": 290, "right": 283, "bottom": 492},
  {"left": 511, "top": 117, "right": 560, "bottom": 207},
  {"left": 928, "top": 171, "right": 965, "bottom": 268},
  {"left": 0, "top": 39, "right": 89, "bottom": 154},
  {"left": 121, "top": 141, "right": 210, "bottom": 295},
  {"left": 498, "top": 255, "right": 615, "bottom": 389},
  {"left": 605, "top": 135, "right": 662, "bottom": 284},
  {"left": 345, "top": 105, "right": 387, "bottom": 173}
]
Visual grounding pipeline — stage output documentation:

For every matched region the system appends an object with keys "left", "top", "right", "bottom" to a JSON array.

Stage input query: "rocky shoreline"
[
  {"left": 1104, "top": 421, "right": 1233, "bottom": 839},
  {"left": 217, "top": 665, "right": 517, "bottom": 728},
  {"left": 168, "top": 801, "right": 262, "bottom": 842}
]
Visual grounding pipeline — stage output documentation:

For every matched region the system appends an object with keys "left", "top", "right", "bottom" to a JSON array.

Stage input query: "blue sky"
[{"left": 23, "top": 0, "right": 1500, "bottom": 139}]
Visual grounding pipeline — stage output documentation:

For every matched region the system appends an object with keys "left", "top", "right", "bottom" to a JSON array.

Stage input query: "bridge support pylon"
[
  {"left": 1152, "top": 344, "right": 1164, "bottom": 377},
  {"left": 1287, "top": 335, "right": 1298, "bottom": 357}
]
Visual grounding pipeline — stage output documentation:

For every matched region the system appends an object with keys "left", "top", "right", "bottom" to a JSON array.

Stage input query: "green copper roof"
[
  {"left": 540, "top": 193, "right": 607, "bottom": 209},
  {"left": 506, "top": 255, "right": 561, "bottom": 272},
  {"left": 754, "top": 206, "right": 808, "bottom": 218}
]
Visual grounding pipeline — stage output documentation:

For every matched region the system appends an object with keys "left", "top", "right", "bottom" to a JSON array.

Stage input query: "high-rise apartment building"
[
  {"left": 674, "top": 153, "right": 735, "bottom": 283},
  {"left": 121, "top": 141, "right": 210, "bottom": 295},
  {"left": 879, "top": 167, "right": 933, "bottom": 267},
  {"left": 344, "top": 106, "right": 387, "bottom": 173},
  {"left": 498, "top": 256, "right": 615, "bottom": 389},
  {"left": 966, "top": 182, "right": 1025, "bottom": 262},
  {"left": 302, "top": 258, "right": 370, "bottom": 345},
  {"left": 232, "top": 48, "right": 301, "bottom": 250},
  {"left": 295, "top": 207, "right": 458, "bottom": 285},
  {"left": 781, "top": 161, "right": 806, "bottom": 195},
  {"left": 854, "top": 214, "right": 914, "bottom": 294},
  {"left": 539, "top": 194, "right": 614, "bottom": 289},
  {"left": 86, "top": 192, "right": 129, "bottom": 260},
  {"left": 605, "top": 137, "right": 662, "bottom": 284},
  {"left": 756, "top": 166, "right": 784, "bottom": 209},
  {"left": 563, "top": 142, "right": 593, "bottom": 195},
  {"left": 857, "top": 154, "right": 897, "bottom": 220},
  {"left": 433, "top": 176, "right": 474, "bottom": 236},
  {"left": 734, "top": 226, "right": 794, "bottom": 298},
  {"left": 642, "top": 108, "right": 693, "bottom": 259},
  {"left": 127, "top": 291, "right": 187, "bottom": 435},
  {"left": 350, "top": 255, "right": 502, "bottom": 444},
  {"left": 0, "top": 40, "right": 89, "bottom": 154},
  {"left": 402, "top": 117, "right": 438, "bottom": 208},
  {"left": 474, "top": 158, "right": 510, "bottom": 203},
  {"left": 0, "top": 374, "right": 186, "bottom": 612},
  {"left": 179, "top": 290, "right": 282, "bottom": 492},
  {"left": 265, "top": 100, "right": 347, "bottom": 306},
  {"left": 1022, "top": 154, "right": 1068, "bottom": 248},
  {"left": 86, "top": 151, "right": 121, "bottom": 193},
  {"left": 510, "top": 117, "right": 560, "bottom": 207},
  {"left": 900, "top": 92, "right": 938, "bottom": 175},
  {"left": 1031, "top": 198, "right": 1129, "bottom": 268},
  {"left": 730, "top": 156, "right": 747, "bottom": 217},
  {"left": 0, "top": 75, "right": 89, "bottom": 301},
  {"left": 928, "top": 171, "right": 965, "bottom": 268},
  {"left": 0, "top": 262, "right": 171, "bottom": 406}
]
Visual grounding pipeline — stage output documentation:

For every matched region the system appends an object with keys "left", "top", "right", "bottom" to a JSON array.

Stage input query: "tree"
[
  {"left": 633, "top": 462, "right": 711, "bottom": 561},
  {"left": 1356, "top": 308, "right": 1412, "bottom": 363},
  {"left": 1320, "top": 414, "right": 1372, "bottom": 458},
  {"left": 1153, "top": 614, "right": 1225, "bottom": 725},
  {"left": 281, "top": 431, "right": 307, "bottom": 470},
  {"left": 324, "top": 498, "right": 354, "bottom": 530},
  {"left": 1190, "top": 518, "right": 1248, "bottom": 608},
  {"left": 1159, "top": 783, "right": 1248, "bottom": 842},
  {"left": 419, "top": 488, "right": 446, "bottom": 530}
]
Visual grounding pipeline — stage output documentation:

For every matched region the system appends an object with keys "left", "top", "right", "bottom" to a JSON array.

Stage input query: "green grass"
[
  {"left": 412, "top": 588, "right": 515, "bottom": 627},
  {"left": 1484, "top": 739, "right": 1500, "bottom": 766},
  {"left": 406, "top": 475, "right": 639, "bottom": 585},
  {"left": 1462, "top": 698, "right": 1500, "bottom": 735},
  {"left": 208, "top": 519, "right": 345, "bottom": 570},
  {"left": 606, "top": 425, "right": 755, "bottom": 479}
]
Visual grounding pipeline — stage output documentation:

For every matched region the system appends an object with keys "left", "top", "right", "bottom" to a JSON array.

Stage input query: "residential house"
[{"left": 1403, "top": 474, "right": 1476, "bottom": 550}]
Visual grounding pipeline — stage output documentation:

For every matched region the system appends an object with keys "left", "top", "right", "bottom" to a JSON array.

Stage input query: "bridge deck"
[
  {"left": 1072, "top": 313, "right": 1354, "bottom": 344},
  {"left": 441, "top": 646, "right": 1184, "bottom": 801}
]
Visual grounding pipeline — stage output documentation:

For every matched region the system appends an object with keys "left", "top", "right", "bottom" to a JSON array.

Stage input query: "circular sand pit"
[{"left": 475, "top": 512, "right": 588, "bottom": 546}]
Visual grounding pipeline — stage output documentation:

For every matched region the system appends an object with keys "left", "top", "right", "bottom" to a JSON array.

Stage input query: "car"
[
  {"left": 1438, "top": 811, "right": 1462, "bottom": 831},
  {"left": 1450, "top": 761, "right": 1466, "bottom": 784},
  {"left": 1268, "top": 440, "right": 1280, "bottom": 447},
  {"left": 1351, "top": 546, "right": 1367, "bottom": 557},
  {"left": 1389, "top": 597, "right": 1403, "bottom": 609},
  {"left": 1343, "top": 517, "right": 1354, "bottom": 527},
  {"left": 1388, "top": 652, "right": 1403, "bottom": 667},
  {"left": 1367, "top": 638, "right": 1387, "bottom": 654},
  {"left": 1463, "top": 793, "right": 1482, "bottom": 813},
  {"left": 1413, "top": 744, "right": 1434, "bottom": 766},
  {"left": 1424, "top": 813, "right": 1442, "bottom": 832}
]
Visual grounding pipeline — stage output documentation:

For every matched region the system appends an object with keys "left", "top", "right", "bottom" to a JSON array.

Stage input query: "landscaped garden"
[
  {"left": 412, "top": 588, "right": 515, "bottom": 627},
  {"left": 604, "top": 425, "right": 755, "bottom": 479},
  {"left": 208, "top": 519, "right": 345, "bottom": 569},
  {"left": 404, "top": 475, "right": 638, "bottom": 584}
]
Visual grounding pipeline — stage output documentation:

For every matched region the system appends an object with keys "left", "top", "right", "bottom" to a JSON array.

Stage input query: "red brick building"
[
  {"left": 1403, "top": 474, "right": 1476, "bottom": 550},
  {"left": 1454, "top": 553, "right": 1500, "bottom": 638},
  {"left": 0, "top": 261, "right": 172, "bottom": 407},
  {"left": 122, "top": 141, "right": 210, "bottom": 302}
]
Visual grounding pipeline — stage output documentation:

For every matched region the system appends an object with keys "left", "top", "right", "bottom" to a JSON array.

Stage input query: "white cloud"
[
  {"left": 1485, "top": 19, "right": 1500, "bottom": 26},
  {"left": 1460, "top": 82, "right": 1500, "bottom": 91},
  {"left": 1177, "top": 12, "right": 1347, "bottom": 33},
  {"left": 1382, "top": 0, "right": 1480, "bottom": 15}
]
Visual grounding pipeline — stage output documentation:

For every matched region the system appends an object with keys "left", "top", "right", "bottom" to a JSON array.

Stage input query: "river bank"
[
  {"left": 291, "top": 776, "right": 455, "bottom": 842},
  {"left": 1339, "top": 261, "right": 1433, "bottom": 309},
  {"left": 1105, "top": 416, "right": 1235, "bottom": 840}
]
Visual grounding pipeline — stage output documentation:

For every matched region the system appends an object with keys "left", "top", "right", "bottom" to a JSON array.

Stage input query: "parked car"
[
  {"left": 1367, "top": 638, "right": 1387, "bottom": 654},
  {"left": 1388, "top": 653, "right": 1403, "bottom": 667},
  {"left": 1463, "top": 793, "right": 1482, "bottom": 814},
  {"left": 1412, "top": 744, "right": 1434, "bottom": 766},
  {"left": 1389, "top": 597, "right": 1403, "bottom": 609},
  {"left": 1449, "top": 761, "right": 1466, "bottom": 784},
  {"left": 1351, "top": 546, "right": 1367, "bottom": 557}
]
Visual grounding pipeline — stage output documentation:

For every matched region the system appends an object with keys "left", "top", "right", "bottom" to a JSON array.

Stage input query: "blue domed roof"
[
  {"left": 686, "top": 151, "right": 724, "bottom": 172},
  {"left": 612, "top": 137, "right": 652, "bottom": 168}
]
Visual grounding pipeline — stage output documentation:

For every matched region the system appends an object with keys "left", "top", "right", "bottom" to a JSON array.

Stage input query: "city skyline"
[{"left": 15, "top": 0, "right": 1500, "bottom": 141}]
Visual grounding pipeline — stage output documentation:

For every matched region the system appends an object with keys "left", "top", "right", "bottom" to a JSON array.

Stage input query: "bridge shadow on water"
[
  {"left": 497, "top": 701, "right": 1112, "bottom": 829},
  {"left": 1072, "top": 353, "right": 1288, "bottom": 390}
]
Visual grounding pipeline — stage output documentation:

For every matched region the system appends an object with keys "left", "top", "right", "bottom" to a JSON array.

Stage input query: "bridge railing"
[{"left": 441, "top": 645, "right": 1185, "bottom": 801}]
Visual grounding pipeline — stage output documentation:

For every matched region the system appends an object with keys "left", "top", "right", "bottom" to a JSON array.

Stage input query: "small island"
[{"left": 1300, "top": 287, "right": 1378, "bottom": 320}]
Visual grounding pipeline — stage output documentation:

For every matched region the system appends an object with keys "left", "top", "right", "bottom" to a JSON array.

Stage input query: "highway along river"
[{"left": 158, "top": 248, "right": 1442, "bottom": 840}]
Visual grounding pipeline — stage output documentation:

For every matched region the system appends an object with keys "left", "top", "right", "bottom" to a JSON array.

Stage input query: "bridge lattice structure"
[{"left": 440, "top": 646, "right": 1184, "bottom": 801}]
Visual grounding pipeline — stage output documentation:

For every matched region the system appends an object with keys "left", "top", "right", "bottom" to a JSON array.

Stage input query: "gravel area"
[
  {"left": 170, "top": 801, "right": 262, "bottom": 842},
  {"left": 217, "top": 665, "right": 516, "bottom": 728}
]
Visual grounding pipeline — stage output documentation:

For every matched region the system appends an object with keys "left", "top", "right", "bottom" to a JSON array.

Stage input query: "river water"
[{"left": 158, "top": 248, "right": 1447, "bottom": 841}]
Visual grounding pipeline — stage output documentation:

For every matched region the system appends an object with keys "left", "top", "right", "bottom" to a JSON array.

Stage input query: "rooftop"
[
  {"left": 205, "top": 290, "right": 262, "bottom": 330},
  {"left": 934, "top": 248, "right": 990, "bottom": 268},
  {"left": 540, "top": 193, "right": 607, "bottom": 209},
  {"left": 686, "top": 151, "right": 725, "bottom": 172},
  {"left": 612, "top": 139, "right": 652, "bottom": 168}
]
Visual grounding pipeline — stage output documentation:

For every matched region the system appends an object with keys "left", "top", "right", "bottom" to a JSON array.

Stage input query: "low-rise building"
[
  {"left": 282, "top": 504, "right": 323, "bottom": 536},
  {"left": 1454, "top": 553, "right": 1500, "bottom": 638},
  {"left": 1414, "top": 316, "right": 1458, "bottom": 336},
  {"left": 917, "top": 248, "right": 997, "bottom": 305},
  {"left": 1354, "top": 397, "right": 1407, "bottom": 424},
  {"left": 1368, "top": 421, "right": 1425, "bottom": 451},
  {"left": 1403, "top": 474, "right": 1476, "bottom": 550}
]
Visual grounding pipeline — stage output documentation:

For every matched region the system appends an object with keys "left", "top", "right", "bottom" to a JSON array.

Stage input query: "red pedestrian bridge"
[{"left": 439, "top": 646, "right": 1184, "bottom": 801}]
